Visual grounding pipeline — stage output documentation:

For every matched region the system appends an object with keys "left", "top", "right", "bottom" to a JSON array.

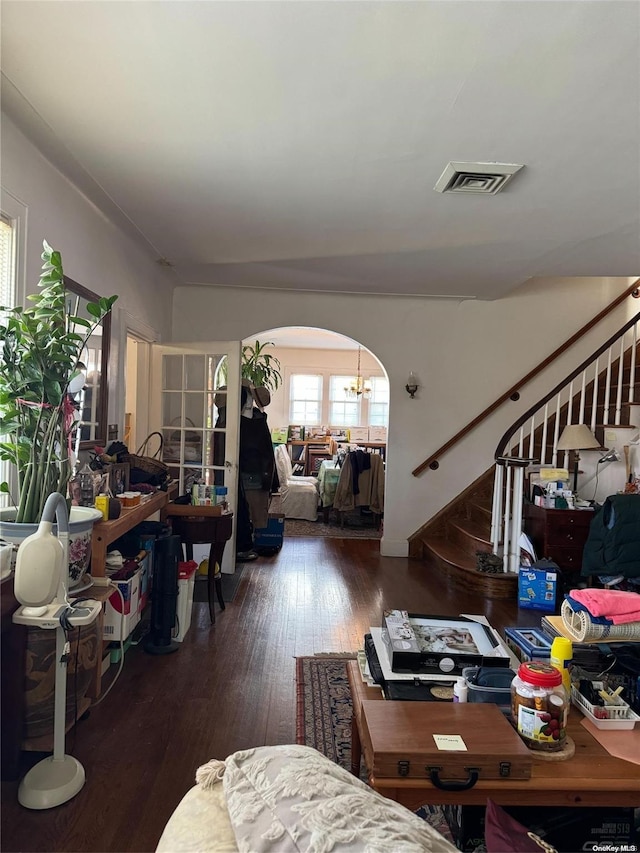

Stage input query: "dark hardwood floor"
[{"left": 1, "top": 537, "right": 535, "bottom": 853}]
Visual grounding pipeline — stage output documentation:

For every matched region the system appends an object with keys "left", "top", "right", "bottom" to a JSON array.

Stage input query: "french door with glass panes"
[{"left": 150, "top": 343, "right": 241, "bottom": 572}]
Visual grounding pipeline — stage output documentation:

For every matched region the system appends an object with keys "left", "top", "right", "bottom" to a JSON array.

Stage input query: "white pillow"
[{"left": 222, "top": 744, "right": 458, "bottom": 853}]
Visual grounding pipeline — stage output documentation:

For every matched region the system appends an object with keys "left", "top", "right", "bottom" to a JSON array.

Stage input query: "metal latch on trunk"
[
  {"left": 499, "top": 761, "right": 511, "bottom": 777},
  {"left": 397, "top": 760, "right": 410, "bottom": 776}
]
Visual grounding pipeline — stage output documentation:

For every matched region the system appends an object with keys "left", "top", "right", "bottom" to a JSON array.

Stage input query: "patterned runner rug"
[{"left": 295, "top": 655, "right": 454, "bottom": 844}]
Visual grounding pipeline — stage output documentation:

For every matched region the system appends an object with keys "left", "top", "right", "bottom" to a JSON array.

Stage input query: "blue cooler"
[{"left": 254, "top": 513, "right": 285, "bottom": 555}]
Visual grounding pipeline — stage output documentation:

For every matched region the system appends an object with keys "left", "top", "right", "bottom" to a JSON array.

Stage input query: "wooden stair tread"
[
  {"left": 421, "top": 534, "right": 517, "bottom": 599},
  {"left": 422, "top": 535, "right": 484, "bottom": 571},
  {"left": 450, "top": 516, "right": 490, "bottom": 544}
]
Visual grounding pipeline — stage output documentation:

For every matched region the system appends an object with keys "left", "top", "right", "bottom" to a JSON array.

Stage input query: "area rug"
[
  {"left": 270, "top": 494, "right": 383, "bottom": 539},
  {"left": 295, "top": 656, "right": 454, "bottom": 843},
  {"left": 285, "top": 517, "right": 382, "bottom": 539}
]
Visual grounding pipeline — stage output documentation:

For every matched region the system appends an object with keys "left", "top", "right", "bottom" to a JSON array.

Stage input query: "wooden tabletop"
[{"left": 346, "top": 660, "right": 640, "bottom": 809}]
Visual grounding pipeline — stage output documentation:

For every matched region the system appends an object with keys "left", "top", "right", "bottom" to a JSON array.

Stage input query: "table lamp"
[{"left": 556, "top": 424, "right": 599, "bottom": 494}]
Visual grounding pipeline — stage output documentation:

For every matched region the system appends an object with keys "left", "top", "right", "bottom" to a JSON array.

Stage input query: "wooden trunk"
[
  {"left": 361, "top": 701, "right": 532, "bottom": 787},
  {"left": 23, "top": 621, "right": 99, "bottom": 740}
]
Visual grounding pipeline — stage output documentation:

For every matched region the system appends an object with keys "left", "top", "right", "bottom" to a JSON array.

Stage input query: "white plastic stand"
[
  {"left": 11, "top": 491, "right": 101, "bottom": 810},
  {"left": 13, "top": 601, "right": 101, "bottom": 809}
]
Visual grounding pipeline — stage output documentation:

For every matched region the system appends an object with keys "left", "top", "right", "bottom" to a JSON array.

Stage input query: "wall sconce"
[{"left": 405, "top": 372, "right": 419, "bottom": 399}]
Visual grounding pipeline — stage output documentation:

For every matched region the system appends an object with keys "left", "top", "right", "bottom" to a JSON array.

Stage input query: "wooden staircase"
[
  {"left": 409, "top": 334, "right": 640, "bottom": 600},
  {"left": 409, "top": 470, "right": 518, "bottom": 599}
]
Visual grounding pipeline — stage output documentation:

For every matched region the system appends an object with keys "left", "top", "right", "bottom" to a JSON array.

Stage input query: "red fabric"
[{"left": 485, "top": 799, "right": 557, "bottom": 853}]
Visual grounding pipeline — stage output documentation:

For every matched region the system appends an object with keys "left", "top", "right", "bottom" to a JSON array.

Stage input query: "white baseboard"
[{"left": 380, "top": 537, "right": 409, "bottom": 557}]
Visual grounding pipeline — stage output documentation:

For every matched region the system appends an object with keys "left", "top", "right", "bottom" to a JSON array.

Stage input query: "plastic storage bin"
[
  {"left": 571, "top": 683, "right": 640, "bottom": 730},
  {"left": 175, "top": 560, "right": 198, "bottom": 642},
  {"left": 462, "top": 666, "right": 515, "bottom": 714}
]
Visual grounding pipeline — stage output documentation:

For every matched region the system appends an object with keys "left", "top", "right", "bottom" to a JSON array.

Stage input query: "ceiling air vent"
[{"left": 434, "top": 161, "right": 524, "bottom": 195}]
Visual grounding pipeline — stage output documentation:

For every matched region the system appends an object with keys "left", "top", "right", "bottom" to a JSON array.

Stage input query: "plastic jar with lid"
[{"left": 511, "top": 661, "right": 568, "bottom": 751}]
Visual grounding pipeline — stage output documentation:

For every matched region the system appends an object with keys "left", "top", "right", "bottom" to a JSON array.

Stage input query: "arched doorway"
[{"left": 242, "top": 326, "right": 388, "bottom": 538}]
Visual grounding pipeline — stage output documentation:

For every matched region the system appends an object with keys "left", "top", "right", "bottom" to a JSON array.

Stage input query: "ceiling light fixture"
[
  {"left": 434, "top": 161, "right": 524, "bottom": 195},
  {"left": 344, "top": 346, "right": 371, "bottom": 399}
]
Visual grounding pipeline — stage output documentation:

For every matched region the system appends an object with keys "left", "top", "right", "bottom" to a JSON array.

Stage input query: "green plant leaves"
[{"left": 0, "top": 239, "right": 118, "bottom": 523}]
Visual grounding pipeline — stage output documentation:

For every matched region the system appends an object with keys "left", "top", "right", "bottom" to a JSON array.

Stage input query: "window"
[
  {"left": 368, "top": 376, "right": 389, "bottom": 426},
  {"left": 0, "top": 213, "right": 17, "bottom": 506},
  {"left": 0, "top": 213, "right": 16, "bottom": 322},
  {"left": 289, "top": 374, "right": 322, "bottom": 425},
  {"left": 329, "top": 375, "right": 360, "bottom": 426}
]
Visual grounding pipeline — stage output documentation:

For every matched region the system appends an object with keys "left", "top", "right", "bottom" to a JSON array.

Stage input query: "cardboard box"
[
  {"left": 103, "top": 569, "right": 141, "bottom": 641},
  {"left": 504, "top": 627, "right": 552, "bottom": 662},
  {"left": 368, "top": 426, "right": 387, "bottom": 442},
  {"left": 518, "top": 566, "right": 559, "bottom": 612},
  {"left": 270, "top": 428, "right": 288, "bottom": 443},
  {"left": 347, "top": 427, "right": 369, "bottom": 443},
  {"left": 137, "top": 552, "right": 151, "bottom": 613},
  {"left": 380, "top": 610, "right": 510, "bottom": 676}
]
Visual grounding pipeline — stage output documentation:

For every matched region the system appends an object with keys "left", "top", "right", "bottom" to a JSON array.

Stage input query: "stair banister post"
[
  {"left": 510, "top": 466, "right": 525, "bottom": 573},
  {"left": 502, "top": 463, "right": 512, "bottom": 569},
  {"left": 491, "top": 463, "right": 504, "bottom": 554}
]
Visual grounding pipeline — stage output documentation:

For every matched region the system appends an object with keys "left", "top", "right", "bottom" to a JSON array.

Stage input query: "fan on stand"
[{"left": 12, "top": 492, "right": 101, "bottom": 810}]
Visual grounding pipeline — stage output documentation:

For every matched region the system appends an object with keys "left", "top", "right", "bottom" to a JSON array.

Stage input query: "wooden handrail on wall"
[{"left": 412, "top": 279, "right": 640, "bottom": 476}]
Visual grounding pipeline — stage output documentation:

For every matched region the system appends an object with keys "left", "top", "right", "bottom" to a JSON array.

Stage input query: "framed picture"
[
  {"left": 107, "top": 462, "right": 130, "bottom": 496},
  {"left": 68, "top": 476, "right": 82, "bottom": 506}
]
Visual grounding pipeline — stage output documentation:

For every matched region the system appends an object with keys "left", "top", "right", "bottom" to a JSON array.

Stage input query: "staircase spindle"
[
  {"left": 630, "top": 327, "right": 637, "bottom": 404},
  {"left": 591, "top": 357, "right": 599, "bottom": 433},
  {"left": 578, "top": 371, "right": 587, "bottom": 423},
  {"left": 540, "top": 406, "right": 549, "bottom": 467},
  {"left": 491, "top": 464, "right": 504, "bottom": 554},
  {"left": 502, "top": 464, "right": 512, "bottom": 569},
  {"left": 615, "top": 337, "right": 625, "bottom": 425},
  {"left": 603, "top": 347, "right": 613, "bottom": 424}
]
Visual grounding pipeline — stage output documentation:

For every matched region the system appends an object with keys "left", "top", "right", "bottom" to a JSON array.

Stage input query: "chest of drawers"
[{"left": 523, "top": 504, "right": 594, "bottom": 573}]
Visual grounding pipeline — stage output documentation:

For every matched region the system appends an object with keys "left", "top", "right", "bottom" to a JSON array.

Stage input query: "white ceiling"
[{"left": 1, "top": 1, "right": 639, "bottom": 301}]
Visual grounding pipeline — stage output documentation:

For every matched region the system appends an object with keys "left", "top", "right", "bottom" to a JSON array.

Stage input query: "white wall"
[
  {"left": 4, "top": 110, "right": 636, "bottom": 554},
  {"left": 0, "top": 114, "right": 175, "bottom": 431},
  {"left": 173, "top": 278, "right": 638, "bottom": 555}
]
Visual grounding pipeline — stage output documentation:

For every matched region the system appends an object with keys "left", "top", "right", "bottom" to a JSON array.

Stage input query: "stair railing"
[
  {"left": 412, "top": 280, "right": 640, "bottom": 477},
  {"left": 492, "top": 312, "right": 639, "bottom": 572}
]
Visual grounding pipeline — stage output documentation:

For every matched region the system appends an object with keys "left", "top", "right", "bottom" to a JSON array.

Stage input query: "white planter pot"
[{"left": 0, "top": 506, "right": 103, "bottom": 588}]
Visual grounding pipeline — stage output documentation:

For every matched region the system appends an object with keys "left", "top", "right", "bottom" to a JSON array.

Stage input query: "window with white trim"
[
  {"left": 368, "top": 376, "right": 389, "bottom": 426},
  {"left": 0, "top": 213, "right": 17, "bottom": 506},
  {"left": 289, "top": 373, "right": 322, "bottom": 425},
  {"left": 329, "top": 375, "right": 360, "bottom": 426},
  {"left": 0, "top": 213, "right": 16, "bottom": 321}
]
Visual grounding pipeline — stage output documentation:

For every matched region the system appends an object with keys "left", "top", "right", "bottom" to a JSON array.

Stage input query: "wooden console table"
[
  {"left": 346, "top": 660, "right": 640, "bottom": 809},
  {"left": 90, "top": 489, "right": 174, "bottom": 578}
]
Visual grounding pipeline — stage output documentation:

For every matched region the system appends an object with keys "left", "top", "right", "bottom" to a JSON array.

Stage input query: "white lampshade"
[{"left": 557, "top": 424, "right": 599, "bottom": 452}]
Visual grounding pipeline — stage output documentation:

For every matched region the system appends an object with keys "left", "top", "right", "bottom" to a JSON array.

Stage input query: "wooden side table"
[
  {"left": 160, "top": 505, "right": 234, "bottom": 624},
  {"left": 346, "top": 661, "right": 640, "bottom": 809}
]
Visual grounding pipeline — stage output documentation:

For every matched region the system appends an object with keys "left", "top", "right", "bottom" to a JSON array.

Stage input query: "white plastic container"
[
  {"left": 571, "top": 684, "right": 640, "bottom": 730},
  {"left": 453, "top": 678, "right": 468, "bottom": 703},
  {"left": 175, "top": 562, "right": 197, "bottom": 642}
]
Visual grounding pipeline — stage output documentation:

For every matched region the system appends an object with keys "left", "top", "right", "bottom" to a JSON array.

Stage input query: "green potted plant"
[
  {"left": 241, "top": 340, "right": 282, "bottom": 392},
  {"left": 0, "top": 240, "right": 117, "bottom": 582},
  {"left": 217, "top": 340, "right": 282, "bottom": 394}
]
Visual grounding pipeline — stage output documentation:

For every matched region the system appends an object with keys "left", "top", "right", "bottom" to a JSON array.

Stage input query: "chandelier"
[{"left": 344, "top": 346, "right": 372, "bottom": 398}]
